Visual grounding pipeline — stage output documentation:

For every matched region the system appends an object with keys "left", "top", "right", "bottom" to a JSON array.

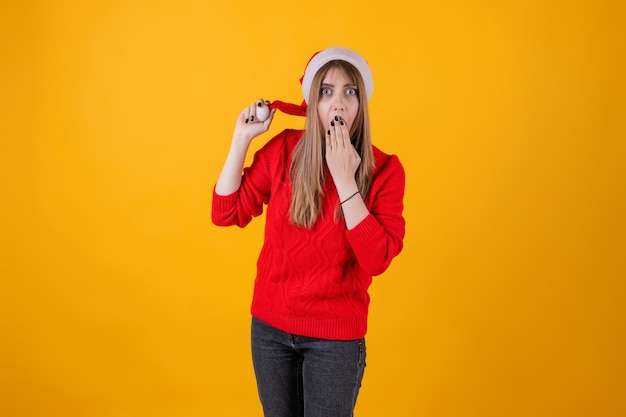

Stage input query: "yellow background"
[{"left": 2, "top": 1, "right": 625, "bottom": 416}]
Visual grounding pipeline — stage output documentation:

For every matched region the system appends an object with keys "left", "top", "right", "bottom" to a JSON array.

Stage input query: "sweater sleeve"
[
  {"left": 346, "top": 154, "right": 406, "bottom": 276},
  {"left": 211, "top": 131, "right": 286, "bottom": 228}
]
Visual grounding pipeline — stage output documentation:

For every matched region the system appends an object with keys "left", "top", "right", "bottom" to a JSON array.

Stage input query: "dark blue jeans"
[{"left": 251, "top": 318, "right": 367, "bottom": 417}]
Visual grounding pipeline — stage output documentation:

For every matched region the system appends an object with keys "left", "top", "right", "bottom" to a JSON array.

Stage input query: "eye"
[
  {"left": 321, "top": 88, "right": 332, "bottom": 96},
  {"left": 346, "top": 88, "right": 357, "bottom": 96}
]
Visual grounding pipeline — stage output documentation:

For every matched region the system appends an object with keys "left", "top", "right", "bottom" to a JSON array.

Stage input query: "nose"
[{"left": 332, "top": 96, "right": 346, "bottom": 112}]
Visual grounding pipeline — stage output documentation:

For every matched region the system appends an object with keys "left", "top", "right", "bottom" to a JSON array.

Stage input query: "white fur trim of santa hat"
[{"left": 301, "top": 47, "right": 373, "bottom": 104}]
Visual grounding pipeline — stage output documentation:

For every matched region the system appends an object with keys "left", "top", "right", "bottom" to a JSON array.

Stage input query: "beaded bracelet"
[{"left": 340, "top": 191, "right": 360, "bottom": 205}]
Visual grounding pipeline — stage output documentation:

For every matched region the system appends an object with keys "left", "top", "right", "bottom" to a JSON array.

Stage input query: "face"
[{"left": 317, "top": 66, "right": 360, "bottom": 133}]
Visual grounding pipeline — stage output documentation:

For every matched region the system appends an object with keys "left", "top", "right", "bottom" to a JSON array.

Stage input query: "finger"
[
  {"left": 248, "top": 102, "right": 257, "bottom": 122},
  {"left": 326, "top": 126, "right": 335, "bottom": 151},
  {"left": 333, "top": 121, "right": 342, "bottom": 150},
  {"left": 331, "top": 116, "right": 345, "bottom": 149},
  {"left": 338, "top": 118, "right": 350, "bottom": 147},
  {"left": 241, "top": 107, "right": 250, "bottom": 124}
]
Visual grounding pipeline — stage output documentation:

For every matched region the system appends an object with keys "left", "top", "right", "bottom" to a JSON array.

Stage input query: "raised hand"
[
  {"left": 233, "top": 99, "right": 276, "bottom": 145},
  {"left": 325, "top": 115, "right": 361, "bottom": 191}
]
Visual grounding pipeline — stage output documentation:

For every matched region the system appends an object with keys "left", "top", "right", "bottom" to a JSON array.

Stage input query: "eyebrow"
[{"left": 321, "top": 83, "right": 358, "bottom": 88}]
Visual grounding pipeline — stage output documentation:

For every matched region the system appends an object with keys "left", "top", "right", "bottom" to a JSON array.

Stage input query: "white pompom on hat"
[
  {"left": 300, "top": 47, "right": 374, "bottom": 104},
  {"left": 267, "top": 47, "right": 374, "bottom": 117}
]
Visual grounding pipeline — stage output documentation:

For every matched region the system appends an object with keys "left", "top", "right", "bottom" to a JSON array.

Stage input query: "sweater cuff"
[
  {"left": 212, "top": 186, "right": 239, "bottom": 211},
  {"left": 346, "top": 214, "right": 380, "bottom": 247}
]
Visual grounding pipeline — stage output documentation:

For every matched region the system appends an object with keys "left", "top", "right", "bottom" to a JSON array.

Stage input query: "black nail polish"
[
  {"left": 327, "top": 130, "right": 331, "bottom": 135},
  {"left": 258, "top": 102, "right": 262, "bottom": 107},
  {"left": 250, "top": 115, "right": 254, "bottom": 121},
  {"left": 331, "top": 120, "right": 335, "bottom": 127},
  {"left": 334, "top": 115, "right": 339, "bottom": 121},
  {"left": 245, "top": 118, "right": 249, "bottom": 123},
  {"left": 340, "top": 120, "right": 344, "bottom": 126}
]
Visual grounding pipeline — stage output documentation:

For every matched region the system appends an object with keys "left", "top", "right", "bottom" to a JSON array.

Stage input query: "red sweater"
[{"left": 212, "top": 129, "right": 405, "bottom": 340}]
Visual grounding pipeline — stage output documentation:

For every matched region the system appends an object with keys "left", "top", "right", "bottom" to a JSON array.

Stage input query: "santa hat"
[{"left": 268, "top": 47, "right": 373, "bottom": 117}]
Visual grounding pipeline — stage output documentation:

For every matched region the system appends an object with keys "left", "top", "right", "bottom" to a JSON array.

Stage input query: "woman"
[{"left": 212, "top": 47, "right": 405, "bottom": 417}]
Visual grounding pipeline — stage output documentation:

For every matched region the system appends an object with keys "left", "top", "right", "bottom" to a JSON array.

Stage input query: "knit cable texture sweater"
[{"left": 212, "top": 129, "right": 405, "bottom": 340}]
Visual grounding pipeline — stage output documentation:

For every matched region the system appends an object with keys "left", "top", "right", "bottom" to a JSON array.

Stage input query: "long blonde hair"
[{"left": 289, "top": 60, "right": 375, "bottom": 228}]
